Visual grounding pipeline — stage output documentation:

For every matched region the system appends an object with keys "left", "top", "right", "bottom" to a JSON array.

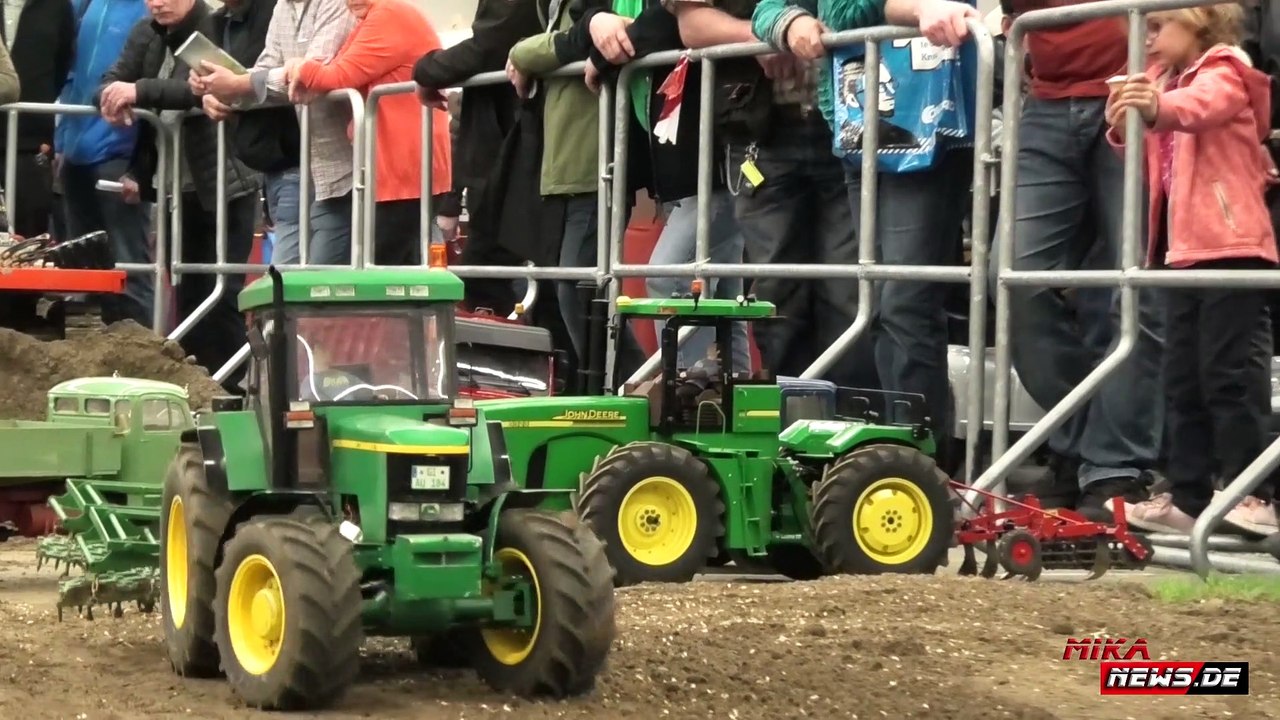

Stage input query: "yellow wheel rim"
[
  {"left": 616, "top": 476, "right": 698, "bottom": 567},
  {"left": 165, "top": 496, "right": 188, "bottom": 629},
  {"left": 852, "top": 477, "right": 933, "bottom": 565},
  {"left": 227, "top": 554, "right": 286, "bottom": 676},
  {"left": 481, "top": 548, "right": 542, "bottom": 666}
]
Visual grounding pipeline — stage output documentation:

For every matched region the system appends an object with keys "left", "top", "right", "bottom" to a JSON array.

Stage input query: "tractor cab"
[
  {"left": 233, "top": 268, "right": 488, "bottom": 540},
  {"left": 613, "top": 292, "right": 780, "bottom": 434}
]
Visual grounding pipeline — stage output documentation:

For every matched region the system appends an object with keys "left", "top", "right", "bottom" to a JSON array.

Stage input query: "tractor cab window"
[
  {"left": 142, "top": 398, "right": 176, "bottom": 430},
  {"left": 457, "top": 344, "right": 551, "bottom": 399},
  {"left": 290, "top": 306, "right": 455, "bottom": 404}
]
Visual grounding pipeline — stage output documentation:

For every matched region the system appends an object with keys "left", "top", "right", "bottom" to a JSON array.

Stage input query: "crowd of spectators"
[{"left": 1, "top": 0, "right": 1278, "bottom": 536}]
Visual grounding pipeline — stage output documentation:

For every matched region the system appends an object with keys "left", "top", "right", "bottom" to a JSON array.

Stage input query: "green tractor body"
[
  {"left": 145, "top": 268, "right": 616, "bottom": 710},
  {"left": 479, "top": 294, "right": 953, "bottom": 584}
]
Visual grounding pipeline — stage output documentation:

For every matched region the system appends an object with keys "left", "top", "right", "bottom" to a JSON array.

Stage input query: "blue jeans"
[
  {"left": 309, "top": 191, "right": 353, "bottom": 265},
  {"left": 61, "top": 158, "right": 154, "bottom": 327},
  {"left": 264, "top": 167, "right": 302, "bottom": 265},
  {"left": 845, "top": 148, "right": 972, "bottom": 435},
  {"left": 729, "top": 111, "right": 878, "bottom": 389},
  {"left": 646, "top": 189, "right": 752, "bottom": 373},
  {"left": 996, "top": 96, "right": 1165, "bottom": 488}
]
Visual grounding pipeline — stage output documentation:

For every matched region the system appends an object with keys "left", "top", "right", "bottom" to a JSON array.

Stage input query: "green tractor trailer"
[{"left": 466, "top": 294, "right": 956, "bottom": 585}]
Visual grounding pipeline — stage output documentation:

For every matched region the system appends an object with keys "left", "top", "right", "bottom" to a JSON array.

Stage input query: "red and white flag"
[{"left": 653, "top": 54, "right": 690, "bottom": 145}]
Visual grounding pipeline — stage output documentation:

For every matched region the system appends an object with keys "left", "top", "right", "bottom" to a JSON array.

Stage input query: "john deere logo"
[{"left": 558, "top": 410, "right": 624, "bottom": 421}]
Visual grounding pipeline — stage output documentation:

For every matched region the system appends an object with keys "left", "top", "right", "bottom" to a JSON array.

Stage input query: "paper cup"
[{"left": 1106, "top": 75, "right": 1128, "bottom": 90}]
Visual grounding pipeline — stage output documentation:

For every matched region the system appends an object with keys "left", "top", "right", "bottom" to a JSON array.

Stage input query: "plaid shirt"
[
  {"left": 663, "top": 0, "right": 819, "bottom": 109},
  {"left": 250, "top": 0, "right": 356, "bottom": 201}
]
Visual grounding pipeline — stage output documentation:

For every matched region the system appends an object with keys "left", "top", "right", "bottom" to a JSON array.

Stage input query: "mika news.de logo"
[{"left": 1062, "top": 637, "right": 1249, "bottom": 696}]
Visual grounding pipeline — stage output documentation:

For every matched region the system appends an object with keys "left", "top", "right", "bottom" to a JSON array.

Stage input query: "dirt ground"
[
  {"left": 0, "top": 321, "right": 226, "bottom": 419},
  {"left": 0, "top": 540, "right": 1275, "bottom": 720}
]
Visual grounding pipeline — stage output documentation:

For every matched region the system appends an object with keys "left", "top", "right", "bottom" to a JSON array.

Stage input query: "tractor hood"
[
  {"left": 326, "top": 413, "right": 470, "bottom": 455},
  {"left": 779, "top": 419, "right": 932, "bottom": 458}
]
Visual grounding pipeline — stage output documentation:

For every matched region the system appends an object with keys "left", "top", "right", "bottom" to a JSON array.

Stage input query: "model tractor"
[
  {"left": 467, "top": 293, "right": 956, "bottom": 585},
  {"left": 155, "top": 267, "right": 615, "bottom": 711}
]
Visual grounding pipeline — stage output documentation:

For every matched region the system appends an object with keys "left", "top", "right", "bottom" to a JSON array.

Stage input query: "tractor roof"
[
  {"left": 49, "top": 377, "right": 190, "bottom": 400},
  {"left": 238, "top": 268, "right": 466, "bottom": 311},
  {"left": 613, "top": 296, "right": 777, "bottom": 318}
]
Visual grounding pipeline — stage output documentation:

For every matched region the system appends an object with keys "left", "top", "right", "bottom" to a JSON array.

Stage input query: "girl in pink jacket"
[{"left": 1106, "top": 3, "right": 1279, "bottom": 538}]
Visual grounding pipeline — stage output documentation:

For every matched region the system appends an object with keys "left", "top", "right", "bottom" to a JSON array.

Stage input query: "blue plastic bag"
[{"left": 831, "top": 35, "right": 974, "bottom": 174}]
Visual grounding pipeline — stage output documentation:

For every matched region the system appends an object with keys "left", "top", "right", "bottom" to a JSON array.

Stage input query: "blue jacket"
[{"left": 55, "top": 0, "right": 148, "bottom": 166}]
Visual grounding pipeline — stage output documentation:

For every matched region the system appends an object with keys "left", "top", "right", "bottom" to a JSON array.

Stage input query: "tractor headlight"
[{"left": 388, "top": 502, "right": 465, "bottom": 523}]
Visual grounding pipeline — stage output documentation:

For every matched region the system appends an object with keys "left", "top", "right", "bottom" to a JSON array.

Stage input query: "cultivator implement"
[
  {"left": 36, "top": 478, "right": 162, "bottom": 619},
  {"left": 950, "top": 482, "right": 1154, "bottom": 580}
]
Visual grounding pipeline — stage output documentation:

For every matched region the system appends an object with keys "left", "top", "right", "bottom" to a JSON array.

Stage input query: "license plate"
[{"left": 410, "top": 465, "right": 450, "bottom": 491}]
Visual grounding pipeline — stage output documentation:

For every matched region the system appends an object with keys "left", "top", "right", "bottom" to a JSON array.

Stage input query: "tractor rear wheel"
[
  {"left": 810, "top": 444, "right": 953, "bottom": 575},
  {"left": 160, "top": 442, "right": 233, "bottom": 678},
  {"left": 578, "top": 441, "right": 723, "bottom": 585},
  {"left": 467, "top": 509, "right": 616, "bottom": 697},
  {"left": 214, "top": 516, "right": 363, "bottom": 710}
]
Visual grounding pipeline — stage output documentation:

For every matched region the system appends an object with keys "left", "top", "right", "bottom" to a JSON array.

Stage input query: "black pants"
[
  {"left": 373, "top": 199, "right": 421, "bottom": 265},
  {"left": 1165, "top": 258, "right": 1275, "bottom": 517},
  {"left": 175, "top": 190, "right": 259, "bottom": 392}
]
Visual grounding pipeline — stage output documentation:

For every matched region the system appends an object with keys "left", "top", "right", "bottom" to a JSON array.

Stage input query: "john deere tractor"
[
  {"left": 157, "top": 267, "right": 615, "bottom": 710},
  {"left": 467, "top": 293, "right": 957, "bottom": 585}
]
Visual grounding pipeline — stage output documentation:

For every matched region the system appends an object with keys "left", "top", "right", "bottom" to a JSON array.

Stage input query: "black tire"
[
  {"left": 810, "top": 444, "right": 954, "bottom": 575},
  {"left": 467, "top": 509, "right": 616, "bottom": 697},
  {"left": 997, "top": 529, "right": 1042, "bottom": 579},
  {"left": 214, "top": 517, "right": 363, "bottom": 710},
  {"left": 160, "top": 441, "right": 233, "bottom": 678},
  {"left": 578, "top": 441, "right": 723, "bottom": 586}
]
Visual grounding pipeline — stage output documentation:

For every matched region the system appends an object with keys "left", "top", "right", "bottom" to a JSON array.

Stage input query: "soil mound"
[{"left": 0, "top": 321, "right": 226, "bottom": 419}]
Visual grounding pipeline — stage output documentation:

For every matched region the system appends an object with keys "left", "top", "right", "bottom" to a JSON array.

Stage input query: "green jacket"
[
  {"left": 509, "top": 7, "right": 599, "bottom": 196},
  {"left": 750, "top": 0, "right": 886, "bottom": 126}
]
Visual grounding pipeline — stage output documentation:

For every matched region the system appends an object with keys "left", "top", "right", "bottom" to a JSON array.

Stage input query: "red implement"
[{"left": 0, "top": 267, "right": 126, "bottom": 294}]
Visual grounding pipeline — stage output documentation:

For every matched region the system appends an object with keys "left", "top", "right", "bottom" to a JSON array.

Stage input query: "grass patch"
[{"left": 1149, "top": 574, "right": 1280, "bottom": 603}]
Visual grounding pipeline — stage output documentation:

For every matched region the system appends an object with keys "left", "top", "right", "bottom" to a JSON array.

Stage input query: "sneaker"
[
  {"left": 1221, "top": 496, "right": 1279, "bottom": 538},
  {"left": 1076, "top": 477, "right": 1149, "bottom": 523},
  {"left": 1122, "top": 492, "right": 1196, "bottom": 534}
]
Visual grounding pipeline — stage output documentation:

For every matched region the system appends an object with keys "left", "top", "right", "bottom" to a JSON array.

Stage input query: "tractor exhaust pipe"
[
  {"left": 581, "top": 281, "right": 609, "bottom": 396},
  {"left": 267, "top": 265, "right": 294, "bottom": 488}
]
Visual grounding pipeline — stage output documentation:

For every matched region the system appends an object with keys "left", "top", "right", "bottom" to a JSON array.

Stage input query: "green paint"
[
  {"left": 237, "top": 267, "right": 466, "bottom": 311},
  {"left": 613, "top": 295, "right": 778, "bottom": 319}
]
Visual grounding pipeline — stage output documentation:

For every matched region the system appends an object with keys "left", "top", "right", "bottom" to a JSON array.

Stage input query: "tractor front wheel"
[
  {"left": 160, "top": 442, "right": 233, "bottom": 677},
  {"left": 578, "top": 441, "right": 723, "bottom": 585},
  {"left": 468, "top": 509, "right": 616, "bottom": 697},
  {"left": 811, "top": 444, "right": 953, "bottom": 575},
  {"left": 213, "top": 517, "right": 363, "bottom": 710}
]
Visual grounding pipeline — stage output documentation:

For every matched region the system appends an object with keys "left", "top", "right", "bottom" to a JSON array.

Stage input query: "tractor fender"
[
  {"left": 479, "top": 487, "right": 573, "bottom": 563},
  {"left": 182, "top": 425, "right": 229, "bottom": 496},
  {"left": 212, "top": 490, "right": 334, "bottom": 569}
]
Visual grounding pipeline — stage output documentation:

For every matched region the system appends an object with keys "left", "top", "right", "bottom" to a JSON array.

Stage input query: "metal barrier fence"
[{"left": 6, "top": 7, "right": 1278, "bottom": 578}]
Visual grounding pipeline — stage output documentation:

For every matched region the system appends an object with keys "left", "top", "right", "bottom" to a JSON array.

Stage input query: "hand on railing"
[
  {"left": 505, "top": 59, "right": 531, "bottom": 100},
  {"left": 99, "top": 82, "right": 137, "bottom": 127},
  {"left": 786, "top": 16, "right": 830, "bottom": 60},
  {"left": 590, "top": 13, "right": 636, "bottom": 64},
  {"left": 915, "top": 0, "right": 982, "bottom": 47},
  {"left": 202, "top": 94, "right": 233, "bottom": 122}
]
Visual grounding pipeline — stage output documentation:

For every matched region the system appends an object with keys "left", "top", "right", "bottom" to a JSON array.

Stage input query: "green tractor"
[
  {"left": 468, "top": 293, "right": 956, "bottom": 585},
  {"left": 155, "top": 267, "right": 615, "bottom": 710}
]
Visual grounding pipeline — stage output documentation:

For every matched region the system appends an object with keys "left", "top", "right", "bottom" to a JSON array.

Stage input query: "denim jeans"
[
  {"left": 556, "top": 194, "right": 645, "bottom": 380},
  {"left": 264, "top": 167, "right": 302, "bottom": 265},
  {"left": 996, "top": 96, "right": 1165, "bottom": 488},
  {"left": 309, "top": 191, "right": 353, "bottom": 265},
  {"left": 846, "top": 147, "right": 972, "bottom": 435},
  {"left": 646, "top": 189, "right": 752, "bottom": 372},
  {"left": 61, "top": 158, "right": 154, "bottom": 327},
  {"left": 729, "top": 111, "right": 878, "bottom": 389}
]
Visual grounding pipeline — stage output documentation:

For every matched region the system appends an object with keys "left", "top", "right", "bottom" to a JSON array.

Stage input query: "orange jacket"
[
  {"left": 296, "top": 0, "right": 451, "bottom": 203},
  {"left": 1109, "top": 45, "right": 1278, "bottom": 268}
]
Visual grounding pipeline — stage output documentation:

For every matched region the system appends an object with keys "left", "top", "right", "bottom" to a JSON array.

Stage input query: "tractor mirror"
[{"left": 247, "top": 326, "right": 269, "bottom": 361}]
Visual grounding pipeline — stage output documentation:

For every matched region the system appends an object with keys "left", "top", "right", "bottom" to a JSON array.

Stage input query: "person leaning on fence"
[
  {"left": 186, "top": 0, "right": 302, "bottom": 269},
  {"left": 188, "top": 0, "right": 356, "bottom": 267},
  {"left": 551, "top": 0, "right": 754, "bottom": 376},
  {"left": 412, "top": 0, "right": 543, "bottom": 315},
  {"left": 795, "top": 0, "right": 979, "bottom": 462},
  {"left": 53, "top": 0, "right": 153, "bottom": 328},
  {"left": 995, "top": 0, "right": 1166, "bottom": 521},
  {"left": 96, "top": 0, "right": 261, "bottom": 393},
  {"left": 0, "top": 0, "right": 74, "bottom": 239},
  {"left": 1106, "top": 4, "right": 1280, "bottom": 539}
]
